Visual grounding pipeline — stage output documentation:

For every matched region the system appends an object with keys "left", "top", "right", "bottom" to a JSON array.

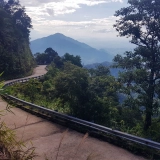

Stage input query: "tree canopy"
[
  {"left": 34, "top": 48, "right": 58, "bottom": 65},
  {"left": 34, "top": 49, "right": 83, "bottom": 68},
  {"left": 114, "top": 0, "right": 160, "bottom": 48},
  {"left": 0, "top": 0, "right": 35, "bottom": 80},
  {"left": 114, "top": 0, "right": 160, "bottom": 130},
  {"left": 62, "top": 53, "right": 82, "bottom": 67}
]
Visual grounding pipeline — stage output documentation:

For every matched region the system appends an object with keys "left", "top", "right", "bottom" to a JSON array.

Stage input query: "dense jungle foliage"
[
  {"left": 0, "top": 0, "right": 35, "bottom": 80},
  {"left": 8, "top": 49, "right": 160, "bottom": 142}
]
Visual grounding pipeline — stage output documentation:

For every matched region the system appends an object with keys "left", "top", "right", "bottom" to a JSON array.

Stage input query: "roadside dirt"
[{"left": 0, "top": 65, "right": 146, "bottom": 160}]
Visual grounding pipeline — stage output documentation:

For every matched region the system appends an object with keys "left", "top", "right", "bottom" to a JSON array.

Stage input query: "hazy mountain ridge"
[
  {"left": 101, "top": 48, "right": 135, "bottom": 56},
  {"left": 30, "top": 33, "right": 113, "bottom": 64},
  {"left": 84, "top": 61, "right": 123, "bottom": 77}
]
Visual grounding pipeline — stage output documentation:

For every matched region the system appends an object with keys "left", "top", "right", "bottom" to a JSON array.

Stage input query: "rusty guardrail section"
[{"left": 2, "top": 76, "right": 160, "bottom": 151}]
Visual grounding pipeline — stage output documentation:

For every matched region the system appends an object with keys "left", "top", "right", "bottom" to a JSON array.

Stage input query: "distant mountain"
[
  {"left": 101, "top": 48, "right": 135, "bottom": 56},
  {"left": 30, "top": 33, "right": 113, "bottom": 64},
  {"left": 84, "top": 61, "right": 123, "bottom": 78},
  {"left": 84, "top": 61, "right": 112, "bottom": 69}
]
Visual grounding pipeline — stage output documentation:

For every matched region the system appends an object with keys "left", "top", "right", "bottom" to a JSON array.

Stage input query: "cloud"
[
  {"left": 32, "top": 16, "right": 117, "bottom": 27},
  {"left": 92, "top": 29, "right": 114, "bottom": 33},
  {"left": 19, "top": 0, "right": 124, "bottom": 43},
  {"left": 30, "top": 16, "right": 118, "bottom": 38},
  {"left": 19, "top": 0, "right": 122, "bottom": 35},
  {"left": 46, "top": 8, "right": 55, "bottom": 16},
  {"left": 20, "top": 0, "right": 123, "bottom": 17}
]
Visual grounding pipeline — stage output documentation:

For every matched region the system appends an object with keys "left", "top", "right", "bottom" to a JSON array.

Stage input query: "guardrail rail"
[
  {"left": 2, "top": 74, "right": 160, "bottom": 155},
  {"left": 3, "top": 75, "right": 44, "bottom": 88}
]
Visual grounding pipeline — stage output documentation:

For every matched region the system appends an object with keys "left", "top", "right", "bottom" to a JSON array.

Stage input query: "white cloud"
[
  {"left": 32, "top": 16, "right": 117, "bottom": 28},
  {"left": 30, "top": 16, "right": 118, "bottom": 40},
  {"left": 19, "top": 0, "right": 122, "bottom": 35},
  {"left": 19, "top": 0, "right": 127, "bottom": 48},
  {"left": 20, "top": 0, "right": 123, "bottom": 17},
  {"left": 19, "top": 0, "right": 121, "bottom": 40}
]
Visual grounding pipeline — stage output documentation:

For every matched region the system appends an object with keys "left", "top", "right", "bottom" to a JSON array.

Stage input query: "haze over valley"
[{"left": 30, "top": 33, "right": 134, "bottom": 65}]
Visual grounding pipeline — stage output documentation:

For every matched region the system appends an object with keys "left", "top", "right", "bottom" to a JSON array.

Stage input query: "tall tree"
[
  {"left": 62, "top": 53, "right": 82, "bottom": 67},
  {"left": 53, "top": 62, "right": 90, "bottom": 118},
  {"left": 4, "top": 0, "right": 32, "bottom": 39},
  {"left": 0, "top": 0, "right": 35, "bottom": 79},
  {"left": 35, "top": 48, "right": 59, "bottom": 65},
  {"left": 114, "top": 0, "right": 160, "bottom": 130}
]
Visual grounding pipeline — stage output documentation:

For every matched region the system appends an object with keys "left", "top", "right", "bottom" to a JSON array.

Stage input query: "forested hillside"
[{"left": 0, "top": 0, "right": 35, "bottom": 80}]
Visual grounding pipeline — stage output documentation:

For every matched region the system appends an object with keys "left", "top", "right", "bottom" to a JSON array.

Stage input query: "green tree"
[
  {"left": 114, "top": 0, "right": 160, "bottom": 130},
  {"left": 53, "top": 56, "right": 64, "bottom": 68},
  {"left": 34, "top": 52, "right": 48, "bottom": 65},
  {"left": 0, "top": 0, "right": 35, "bottom": 80},
  {"left": 89, "top": 65, "right": 120, "bottom": 126},
  {"left": 19, "top": 79, "right": 42, "bottom": 103},
  {"left": 88, "top": 65, "right": 110, "bottom": 77},
  {"left": 44, "top": 48, "right": 58, "bottom": 63},
  {"left": 4, "top": 0, "right": 32, "bottom": 39},
  {"left": 62, "top": 53, "right": 82, "bottom": 67},
  {"left": 54, "top": 62, "right": 89, "bottom": 117},
  {"left": 35, "top": 48, "right": 59, "bottom": 65}
]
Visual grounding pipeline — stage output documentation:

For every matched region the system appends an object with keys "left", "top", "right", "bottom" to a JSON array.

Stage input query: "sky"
[{"left": 19, "top": 0, "right": 135, "bottom": 49}]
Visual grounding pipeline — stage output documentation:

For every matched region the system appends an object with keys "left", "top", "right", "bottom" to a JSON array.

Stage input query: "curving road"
[
  {"left": 0, "top": 65, "right": 146, "bottom": 160},
  {"left": 4, "top": 65, "right": 47, "bottom": 84}
]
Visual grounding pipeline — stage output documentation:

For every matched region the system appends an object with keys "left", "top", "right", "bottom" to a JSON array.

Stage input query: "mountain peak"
[
  {"left": 30, "top": 34, "right": 113, "bottom": 64},
  {"left": 47, "top": 33, "right": 66, "bottom": 39},
  {"left": 53, "top": 33, "right": 65, "bottom": 37}
]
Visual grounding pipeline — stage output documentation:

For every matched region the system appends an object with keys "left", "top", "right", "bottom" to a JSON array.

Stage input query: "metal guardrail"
[
  {"left": 2, "top": 94, "right": 160, "bottom": 151},
  {"left": 2, "top": 74, "right": 160, "bottom": 151},
  {"left": 3, "top": 75, "right": 44, "bottom": 88}
]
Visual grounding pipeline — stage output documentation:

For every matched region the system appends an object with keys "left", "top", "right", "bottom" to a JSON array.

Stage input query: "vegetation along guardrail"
[{"left": 2, "top": 75, "right": 160, "bottom": 153}]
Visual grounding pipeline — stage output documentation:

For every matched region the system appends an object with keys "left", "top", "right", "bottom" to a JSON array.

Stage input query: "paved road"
[
  {"left": 4, "top": 65, "right": 47, "bottom": 84},
  {"left": 0, "top": 65, "right": 146, "bottom": 160}
]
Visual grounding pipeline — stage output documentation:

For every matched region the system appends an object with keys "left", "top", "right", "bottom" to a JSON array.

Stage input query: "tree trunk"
[
  {"left": 144, "top": 107, "right": 152, "bottom": 130},
  {"left": 144, "top": 66, "right": 155, "bottom": 130}
]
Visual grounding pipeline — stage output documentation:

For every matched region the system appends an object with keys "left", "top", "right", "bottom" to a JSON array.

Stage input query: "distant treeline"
[{"left": 34, "top": 47, "right": 82, "bottom": 68}]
